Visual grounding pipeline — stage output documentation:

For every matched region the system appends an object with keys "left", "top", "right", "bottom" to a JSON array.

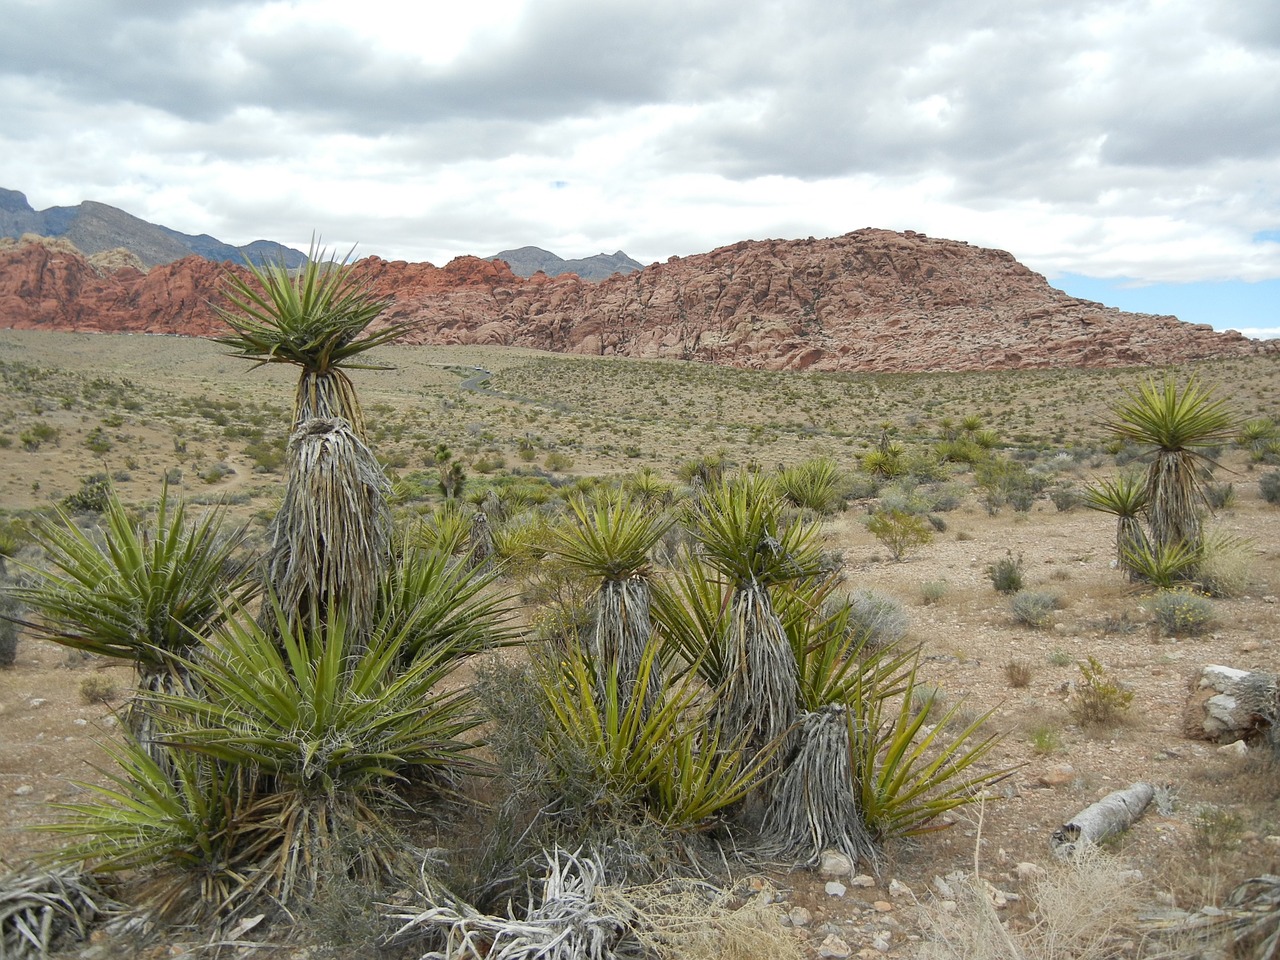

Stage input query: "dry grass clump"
[
  {"left": 1003, "top": 660, "right": 1034, "bottom": 689},
  {"left": 0, "top": 865, "right": 106, "bottom": 959}
]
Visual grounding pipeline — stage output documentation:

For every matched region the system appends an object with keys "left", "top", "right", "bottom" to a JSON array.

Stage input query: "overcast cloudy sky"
[{"left": 2, "top": 0, "right": 1279, "bottom": 335}]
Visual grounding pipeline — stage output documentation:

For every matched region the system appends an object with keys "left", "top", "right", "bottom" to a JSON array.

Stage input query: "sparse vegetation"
[
  {"left": 1069, "top": 656, "right": 1134, "bottom": 727},
  {"left": 1150, "top": 588, "right": 1217, "bottom": 636},
  {"left": 1010, "top": 589, "right": 1061, "bottom": 628},
  {"left": 986, "top": 551, "right": 1025, "bottom": 594}
]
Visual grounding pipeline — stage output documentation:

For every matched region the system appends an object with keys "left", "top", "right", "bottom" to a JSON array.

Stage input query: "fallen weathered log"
[
  {"left": 1050, "top": 781, "right": 1155, "bottom": 859},
  {"left": 1182, "top": 664, "right": 1278, "bottom": 743}
]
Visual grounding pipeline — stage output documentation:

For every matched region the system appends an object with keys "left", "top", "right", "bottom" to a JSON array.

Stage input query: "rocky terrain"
[{"left": 0, "top": 229, "right": 1270, "bottom": 373}]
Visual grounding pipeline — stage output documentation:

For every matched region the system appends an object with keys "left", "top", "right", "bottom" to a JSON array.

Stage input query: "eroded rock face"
[{"left": 0, "top": 230, "right": 1270, "bottom": 372}]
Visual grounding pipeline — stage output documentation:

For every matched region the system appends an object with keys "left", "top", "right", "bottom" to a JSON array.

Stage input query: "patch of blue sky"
[{"left": 1050, "top": 275, "right": 1280, "bottom": 341}]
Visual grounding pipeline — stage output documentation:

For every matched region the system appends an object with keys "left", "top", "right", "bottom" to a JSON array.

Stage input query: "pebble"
[
  {"left": 1038, "top": 763, "right": 1075, "bottom": 787},
  {"left": 817, "top": 935, "right": 852, "bottom": 959},
  {"left": 888, "top": 879, "right": 912, "bottom": 898},
  {"left": 27, "top": 698, "right": 46, "bottom": 708},
  {"left": 1013, "top": 862, "right": 1046, "bottom": 882},
  {"left": 1218, "top": 740, "right": 1249, "bottom": 757},
  {"left": 789, "top": 906, "right": 812, "bottom": 927},
  {"left": 13, "top": 784, "right": 33, "bottom": 796},
  {"left": 850, "top": 874, "right": 876, "bottom": 888},
  {"left": 872, "top": 932, "right": 893, "bottom": 953},
  {"left": 825, "top": 881, "right": 847, "bottom": 898},
  {"left": 872, "top": 900, "right": 893, "bottom": 913},
  {"left": 932, "top": 875, "right": 955, "bottom": 898},
  {"left": 819, "top": 849, "right": 855, "bottom": 878}
]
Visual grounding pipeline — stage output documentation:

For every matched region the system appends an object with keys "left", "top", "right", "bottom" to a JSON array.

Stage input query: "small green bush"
[
  {"left": 1069, "top": 656, "right": 1134, "bottom": 728},
  {"left": 920, "top": 580, "right": 948, "bottom": 605},
  {"left": 1047, "top": 649, "right": 1073, "bottom": 667},
  {"left": 544, "top": 451, "right": 574, "bottom": 472},
  {"left": 1010, "top": 590, "right": 1060, "bottom": 628},
  {"left": 866, "top": 508, "right": 933, "bottom": 561},
  {"left": 1196, "top": 531, "right": 1254, "bottom": 598},
  {"left": 1150, "top": 589, "right": 1216, "bottom": 636},
  {"left": 61, "top": 475, "right": 112, "bottom": 513},
  {"left": 986, "top": 552, "right": 1024, "bottom": 594},
  {"left": 1260, "top": 471, "right": 1280, "bottom": 504}
]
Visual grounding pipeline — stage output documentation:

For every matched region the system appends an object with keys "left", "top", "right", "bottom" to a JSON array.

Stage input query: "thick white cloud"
[{"left": 0, "top": 0, "right": 1276, "bottom": 296}]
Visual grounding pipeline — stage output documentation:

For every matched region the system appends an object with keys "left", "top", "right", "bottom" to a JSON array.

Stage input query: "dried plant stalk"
[
  {"left": 723, "top": 581, "right": 798, "bottom": 770},
  {"left": 593, "top": 577, "right": 658, "bottom": 715},
  {"left": 265, "top": 417, "right": 391, "bottom": 646}
]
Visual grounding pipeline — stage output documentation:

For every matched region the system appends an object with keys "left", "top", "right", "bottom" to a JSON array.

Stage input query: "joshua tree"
[
  {"left": 215, "top": 243, "right": 408, "bottom": 440},
  {"left": 1081, "top": 472, "right": 1149, "bottom": 580},
  {"left": 1102, "top": 376, "right": 1236, "bottom": 556}
]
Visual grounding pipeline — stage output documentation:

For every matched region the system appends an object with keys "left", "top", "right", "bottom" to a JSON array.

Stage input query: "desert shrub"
[
  {"left": 975, "top": 456, "right": 1041, "bottom": 515},
  {"left": 877, "top": 480, "right": 932, "bottom": 516},
  {"left": 1003, "top": 660, "right": 1033, "bottom": 688},
  {"left": 83, "top": 427, "right": 112, "bottom": 455},
  {"left": 1150, "top": 588, "right": 1216, "bottom": 636},
  {"left": 60, "top": 475, "right": 112, "bottom": 513},
  {"left": 1069, "top": 656, "right": 1134, "bottom": 727},
  {"left": 846, "top": 589, "right": 909, "bottom": 650},
  {"left": 920, "top": 580, "right": 948, "bottom": 605},
  {"left": 243, "top": 438, "right": 285, "bottom": 472},
  {"left": 20, "top": 422, "right": 60, "bottom": 451},
  {"left": 1191, "top": 804, "right": 1247, "bottom": 856},
  {"left": 1027, "top": 722, "right": 1062, "bottom": 754},
  {"left": 544, "top": 451, "right": 574, "bottom": 472},
  {"left": 1049, "top": 484, "right": 1079, "bottom": 512},
  {"left": 1204, "top": 481, "right": 1236, "bottom": 510},
  {"left": 986, "top": 552, "right": 1024, "bottom": 594},
  {"left": 1047, "top": 649, "right": 1073, "bottom": 667},
  {"left": 1196, "top": 530, "right": 1254, "bottom": 598},
  {"left": 1010, "top": 590, "right": 1060, "bottom": 628},
  {"left": 473, "top": 453, "right": 506, "bottom": 474},
  {"left": 1260, "top": 471, "right": 1280, "bottom": 504},
  {"left": 78, "top": 675, "right": 119, "bottom": 704},
  {"left": 866, "top": 508, "right": 932, "bottom": 561}
]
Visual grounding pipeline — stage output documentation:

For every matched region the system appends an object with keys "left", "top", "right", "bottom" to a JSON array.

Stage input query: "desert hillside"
[{"left": 0, "top": 230, "right": 1269, "bottom": 373}]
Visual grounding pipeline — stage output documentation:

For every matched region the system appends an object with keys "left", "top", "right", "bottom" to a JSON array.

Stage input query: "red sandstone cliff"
[{"left": 0, "top": 230, "right": 1268, "bottom": 372}]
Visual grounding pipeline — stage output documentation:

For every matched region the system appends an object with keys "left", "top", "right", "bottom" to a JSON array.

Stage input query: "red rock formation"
[{"left": 0, "top": 230, "right": 1270, "bottom": 372}]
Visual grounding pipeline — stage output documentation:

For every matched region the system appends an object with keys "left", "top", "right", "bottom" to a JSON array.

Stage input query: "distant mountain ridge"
[
  {"left": 0, "top": 188, "right": 306, "bottom": 269},
  {"left": 488, "top": 245, "right": 642, "bottom": 281}
]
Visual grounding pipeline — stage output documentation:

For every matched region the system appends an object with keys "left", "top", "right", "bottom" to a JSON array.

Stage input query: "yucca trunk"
[
  {"left": 594, "top": 576, "right": 658, "bottom": 715},
  {"left": 761, "top": 705, "right": 878, "bottom": 868},
  {"left": 723, "top": 581, "right": 798, "bottom": 770},
  {"left": 266, "top": 418, "right": 391, "bottom": 647},
  {"left": 1146, "top": 451, "right": 1203, "bottom": 553},
  {"left": 468, "top": 512, "right": 494, "bottom": 572},
  {"left": 1116, "top": 515, "right": 1148, "bottom": 582},
  {"left": 295, "top": 369, "right": 366, "bottom": 439}
]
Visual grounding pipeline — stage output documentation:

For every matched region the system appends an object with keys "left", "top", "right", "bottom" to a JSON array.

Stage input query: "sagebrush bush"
[
  {"left": 920, "top": 580, "right": 948, "bottom": 605},
  {"left": 846, "top": 589, "right": 909, "bottom": 649},
  {"left": 1260, "top": 470, "right": 1280, "bottom": 504},
  {"left": 986, "top": 552, "right": 1024, "bottom": 594},
  {"left": 1150, "top": 589, "right": 1216, "bottom": 636},
  {"left": 1010, "top": 590, "right": 1060, "bottom": 628},
  {"left": 1196, "top": 530, "right": 1254, "bottom": 598}
]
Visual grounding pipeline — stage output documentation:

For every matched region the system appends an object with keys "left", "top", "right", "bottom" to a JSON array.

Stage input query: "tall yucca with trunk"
[
  {"left": 547, "top": 492, "right": 669, "bottom": 714},
  {"left": 266, "top": 418, "right": 391, "bottom": 644},
  {"left": 1081, "top": 473, "right": 1150, "bottom": 580},
  {"left": 215, "top": 242, "right": 409, "bottom": 440},
  {"left": 1102, "top": 377, "right": 1235, "bottom": 555},
  {"left": 691, "top": 473, "right": 822, "bottom": 766}
]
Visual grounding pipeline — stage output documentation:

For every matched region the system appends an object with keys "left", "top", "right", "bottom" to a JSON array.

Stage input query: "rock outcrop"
[{"left": 0, "top": 229, "right": 1269, "bottom": 373}]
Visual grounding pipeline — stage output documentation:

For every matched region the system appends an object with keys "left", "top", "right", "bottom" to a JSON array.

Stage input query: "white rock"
[
  {"left": 850, "top": 874, "right": 876, "bottom": 888},
  {"left": 819, "top": 849, "right": 854, "bottom": 877},
  {"left": 932, "top": 876, "right": 955, "bottom": 898},
  {"left": 1218, "top": 740, "right": 1249, "bottom": 758},
  {"left": 1013, "top": 862, "right": 1046, "bottom": 882},
  {"left": 27, "top": 698, "right": 46, "bottom": 708},
  {"left": 13, "top": 784, "right": 33, "bottom": 796},
  {"left": 825, "top": 881, "right": 847, "bottom": 898},
  {"left": 817, "top": 934, "right": 852, "bottom": 959},
  {"left": 789, "top": 906, "right": 812, "bottom": 927},
  {"left": 873, "top": 933, "right": 893, "bottom": 953},
  {"left": 888, "top": 879, "right": 912, "bottom": 898}
]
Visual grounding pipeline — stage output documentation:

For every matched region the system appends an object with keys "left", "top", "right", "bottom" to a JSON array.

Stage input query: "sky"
[{"left": 2, "top": 0, "right": 1279, "bottom": 337}]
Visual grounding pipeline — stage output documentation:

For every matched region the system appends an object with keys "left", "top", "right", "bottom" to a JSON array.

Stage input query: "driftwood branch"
[{"left": 1050, "top": 781, "right": 1154, "bottom": 859}]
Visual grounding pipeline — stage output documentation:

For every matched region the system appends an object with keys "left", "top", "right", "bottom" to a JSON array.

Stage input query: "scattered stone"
[
  {"left": 817, "top": 934, "right": 852, "bottom": 959},
  {"left": 851, "top": 874, "right": 876, "bottom": 888},
  {"left": 932, "top": 876, "right": 955, "bottom": 898},
  {"left": 825, "top": 881, "right": 847, "bottom": 898},
  {"left": 1264, "top": 835, "right": 1280, "bottom": 847},
  {"left": 1039, "top": 763, "right": 1075, "bottom": 787},
  {"left": 938, "top": 899, "right": 957, "bottom": 913},
  {"left": 819, "top": 849, "right": 855, "bottom": 878},
  {"left": 888, "top": 879, "right": 912, "bottom": 899},
  {"left": 1219, "top": 740, "right": 1249, "bottom": 758},
  {"left": 27, "top": 698, "right": 46, "bottom": 708},
  {"left": 789, "top": 906, "right": 813, "bottom": 927},
  {"left": 872, "top": 932, "right": 893, "bottom": 953},
  {"left": 872, "top": 900, "right": 893, "bottom": 913},
  {"left": 1013, "top": 862, "right": 1046, "bottom": 882},
  {"left": 13, "top": 784, "right": 33, "bottom": 796}
]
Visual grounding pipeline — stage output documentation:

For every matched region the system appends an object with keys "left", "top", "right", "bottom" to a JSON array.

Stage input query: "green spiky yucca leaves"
[
  {"left": 1081, "top": 472, "right": 1150, "bottom": 579},
  {"left": 548, "top": 492, "right": 671, "bottom": 712},
  {"left": 532, "top": 639, "right": 772, "bottom": 830},
  {"left": 1102, "top": 376, "right": 1236, "bottom": 553},
  {"left": 215, "top": 243, "right": 409, "bottom": 438},
  {"left": 9, "top": 485, "right": 253, "bottom": 705},
  {"left": 776, "top": 457, "right": 844, "bottom": 515},
  {"left": 650, "top": 550, "right": 732, "bottom": 688}
]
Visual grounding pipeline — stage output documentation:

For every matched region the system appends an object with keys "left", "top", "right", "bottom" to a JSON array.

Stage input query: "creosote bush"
[
  {"left": 1069, "top": 656, "right": 1134, "bottom": 728},
  {"left": 986, "top": 552, "right": 1024, "bottom": 594},
  {"left": 1010, "top": 589, "right": 1061, "bottom": 628},
  {"left": 866, "top": 508, "right": 933, "bottom": 561}
]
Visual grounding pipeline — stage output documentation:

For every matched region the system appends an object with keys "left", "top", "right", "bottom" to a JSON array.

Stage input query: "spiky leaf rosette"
[
  {"left": 1102, "top": 377, "right": 1236, "bottom": 553},
  {"left": 723, "top": 582, "right": 799, "bottom": 772},
  {"left": 650, "top": 550, "right": 733, "bottom": 689},
  {"left": 1081, "top": 473, "right": 1150, "bottom": 579},
  {"left": 690, "top": 473, "right": 822, "bottom": 590},
  {"left": 760, "top": 705, "right": 879, "bottom": 869},
  {"left": 266, "top": 417, "right": 391, "bottom": 645},
  {"left": 214, "top": 242, "right": 409, "bottom": 437}
]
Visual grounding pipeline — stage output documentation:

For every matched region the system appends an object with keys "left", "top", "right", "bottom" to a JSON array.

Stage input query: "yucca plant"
[
  {"left": 265, "top": 417, "right": 391, "bottom": 644},
  {"left": 142, "top": 595, "right": 483, "bottom": 910},
  {"left": 410, "top": 500, "right": 473, "bottom": 557},
  {"left": 1102, "top": 376, "right": 1236, "bottom": 555},
  {"left": 214, "top": 242, "right": 408, "bottom": 439},
  {"left": 1121, "top": 538, "right": 1201, "bottom": 589},
  {"left": 548, "top": 492, "right": 670, "bottom": 713},
  {"left": 531, "top": 639, "right": 771, "bottom": 830},
  {"left": 650, "top": 550, "right": 732, "bottom": 688},
  {"left": 690, "top": 474, "right": 827, "bottom": 767},
  {"left": 8, "top": 485, "right": 253, "bottom": 744},
  {"left": 777, "top": 457, "right": 844, "bottom": 514},
  {"left": 1080, "top": 472, "right": 1149, "bottom": 580}
]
